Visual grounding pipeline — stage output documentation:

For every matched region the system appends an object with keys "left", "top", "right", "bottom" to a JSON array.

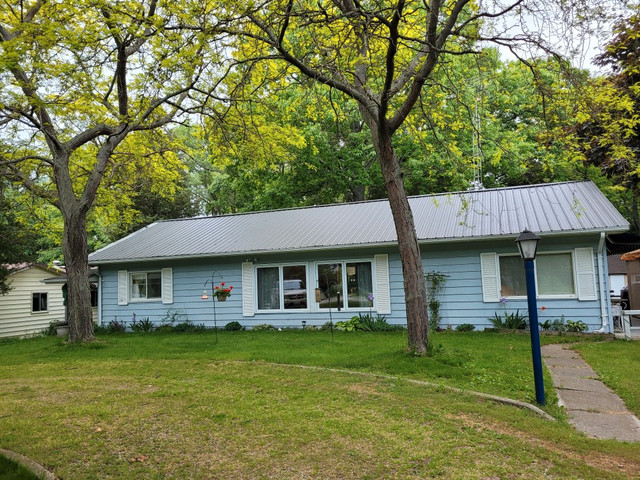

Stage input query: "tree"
[
  {"left": 572, "top": 10, "right": 640, "bottom": 232},
  {"left": 216, "top": 0, "right": 605, "bottom": 353},
  {"left": 0, "top": 0, "right": 217, "bottom": 341},
  {"left": 0, "top": 179, "right": 42, "bottom": 294}
]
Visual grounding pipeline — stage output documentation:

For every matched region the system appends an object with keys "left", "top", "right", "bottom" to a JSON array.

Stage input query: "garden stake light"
[{"left": 516, "top": 229, "right": 545, "bottom": 405}]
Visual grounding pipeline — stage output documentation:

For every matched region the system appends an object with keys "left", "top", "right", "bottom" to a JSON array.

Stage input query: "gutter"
[{"left": 596, "top": 232, "right": 610, "bottom": 333}]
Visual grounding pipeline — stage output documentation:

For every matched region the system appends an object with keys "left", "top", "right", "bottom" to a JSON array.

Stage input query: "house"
[
  {"left": 0, "top": 263, "right": 66, "bottom": 338},
  {"left": 88, "top": 181, "right": 629, "bottom": 332},
  {"left": 41, "top": 267, "right": 101, "bottom": 326}
]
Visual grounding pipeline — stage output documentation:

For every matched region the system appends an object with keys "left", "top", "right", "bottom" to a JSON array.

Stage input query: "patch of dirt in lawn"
[{"left": 446, "top": 413, "right": 640, "bottom": 477}]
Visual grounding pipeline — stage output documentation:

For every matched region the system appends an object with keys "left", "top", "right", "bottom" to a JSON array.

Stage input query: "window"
[
  {"left": 317, "top": 261, "right": 373, "bottom": 309},
  {"left": 118, "top": 268, "right": 172, "bottom": 306},
  {"left": 499, "top": 256, "right": 526, "bottom": 297},
  {"left": 498, "top": 252, "right": 576, "bottom": 298},
  {"left": 90, "top": 286, "right": 98, "bottom": 307},
  {"left": 32, "top": 292, "right": 48, "bottom": 312},
  {"left": 241, "top": 255, "right": 391, "bottom": 317},
  {"left": 130, "top": 271, "right": 162, "bottom": 301},
  {"left": 257, "top": 265, "right": 308, "bottom": 311}
]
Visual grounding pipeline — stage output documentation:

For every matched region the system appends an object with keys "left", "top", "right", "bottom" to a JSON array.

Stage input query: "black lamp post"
[
  {"left": 515, "top": 229, "right": 545, "bottom": 405},
  {"left": 201, "top": 271, "right": 223, "bottom": 343}
]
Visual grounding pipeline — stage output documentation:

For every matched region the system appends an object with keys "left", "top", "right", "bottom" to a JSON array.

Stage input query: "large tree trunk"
[
  {"left": 375, "top": 129, "right": 429, "bottom": 353},
  {"left": 61, "top": 207, "right": 95, "bottom": 342}
]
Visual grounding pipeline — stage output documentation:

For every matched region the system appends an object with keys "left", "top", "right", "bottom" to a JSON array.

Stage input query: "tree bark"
[
  {"left": 61, "top": 207, "right": 95, "bottom": 342},
  {"left": 374, "top": 127, "right": 429, "bottom": 353}
]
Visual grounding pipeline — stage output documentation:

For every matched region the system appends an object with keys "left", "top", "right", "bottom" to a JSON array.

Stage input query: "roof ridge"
[{"left": 154, "top": 181, "right": 592, "bottom": 225}]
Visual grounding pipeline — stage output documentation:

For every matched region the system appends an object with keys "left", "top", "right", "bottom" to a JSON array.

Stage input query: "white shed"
[{"left": 0, "top": 263, "right": 66, "bottom": 338}]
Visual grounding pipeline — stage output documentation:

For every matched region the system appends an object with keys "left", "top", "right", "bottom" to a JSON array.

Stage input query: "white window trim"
[
  {"left": 118, "top": 268, "right": 173, "bottom": 305},
  {"left": 31, "top": 292, "right": 48, "bottom": 313},
  {"left": 129, "top": 271, "right": 163, "bottom": 303},
  {"left": 255, "top": 263, "right": 311, "bottom": 313},
  {"left": 484, "top": 249, "right": 595, "bottom": 302},
  {"left": 498, "top": 251, "right": 578, "bottom": 300},
  {"left": 314, "top": 259, "right": 376, "bottom": 313}
]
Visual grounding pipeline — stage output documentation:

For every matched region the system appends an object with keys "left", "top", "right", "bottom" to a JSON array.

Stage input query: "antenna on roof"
[{"left": 469, "top": 78, "right": 484, "bottom": 191}]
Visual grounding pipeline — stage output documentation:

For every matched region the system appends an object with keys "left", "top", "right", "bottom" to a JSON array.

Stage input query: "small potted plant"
[{"left": 214, "top": 282, "right": 233, "bottom": 301}]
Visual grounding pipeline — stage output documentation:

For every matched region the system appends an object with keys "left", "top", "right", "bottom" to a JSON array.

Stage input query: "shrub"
[
  {"left": 488, "top": 310, "right": 527, "bottom": 330},
  {"left": 253, "top": 323, "right": 276, "bottom": 331},
  {"left": 566, "top": 320, "right": 588, "bottom": 333},
  {"left": 172, "top": 320, "right": 206, "bottom": 333},
  {"left": 335, "top": 317, "right": 363, "bottom": 332},
  {"left": 95, "top": 319, "right": 126, "bottom": 334},
  {"left": 45, "top": 321, "right": 64, "bottom": 336},
  {"left": 456, "top": 323, "right": 475, "bottom": 332},
  {"left": 319, "top": 321, "right": 334, "bottom": 331},
  {"left": 224, "top": 321, "right": 244, "bottom": 331},
  {"left": 130, "top": 317, "right": 154, "bottom": 333},
  {"left": 540, "top": 317, "right": 567, "bottom": 332}
]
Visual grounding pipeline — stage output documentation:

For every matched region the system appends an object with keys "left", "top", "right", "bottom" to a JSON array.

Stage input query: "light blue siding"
[
  {"left": 98, "top": 234, "right": 610, "bottom": 332},
  {"left": 422, "top": 235, "right": 608, "bottom": 331}
]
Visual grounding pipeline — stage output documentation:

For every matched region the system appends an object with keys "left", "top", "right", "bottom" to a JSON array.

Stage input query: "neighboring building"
[
  {"left": 0, "top": 263, "right": 65, "bottom": 338},
  {"left": 42, "top": 267, "right": 101, "bottom": 325},
  {"left": 607, "top": 254, "right": 628, "bottom": 299},
  {"left": 88, "top": 181, "right": 629, "bottom": 332}
]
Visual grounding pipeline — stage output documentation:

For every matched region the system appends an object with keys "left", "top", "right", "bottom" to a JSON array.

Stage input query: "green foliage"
[
  {"left": 95, "top": 320, "right": 126, "bottom": 335},
  {"left": 334, "top": 314, "right": 404, "bottom": 332},
  {"left": 0, "top": 452, "right": 40, "bottom": 480},
  {"left": 172, "top": 321, "right": 206, "bottom": 333},
  {"left": 44, "top": 320, "right": 66, "bottom": 337},
  {"left": 566, "top": 320, "right": 589, "bottom": 333},
  {"left": 488, "top": 310, "right": 528, "bottom": 330},
  {"left": 224, "top": 321, "right": 244, "bottom": 331},
  {"left": 355, "top": 313, "right": 401, "bottom": 332},
  {"left": 540, "top": 317, "right": 567, "bottom": 332},
  {"left": 455, "top": 323, "right": 475, "bottom": 332},
  {"left": 252, "top": 324, "right": 276, "bottom": 331},
  {"left": 130, "top": 317, "right": 154, "bottom": 333},
  {"left": 425, "top": 271, "right": 447, "bottom": 331},
  {"left": 335, "top": 317, "right": 363, "bottom": 332},
  {"left": 160, "top": 309, "right": 189, "bottom": 325}
]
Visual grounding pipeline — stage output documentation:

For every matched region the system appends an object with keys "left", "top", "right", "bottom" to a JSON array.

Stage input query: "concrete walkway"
[{"left": 542, "top": 344, "right": 640, "bottom": 442}]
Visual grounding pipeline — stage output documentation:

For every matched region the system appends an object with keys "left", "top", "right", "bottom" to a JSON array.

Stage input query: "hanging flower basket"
[{"left": 214, "top": 282, "right": 233, "bottom": 301}]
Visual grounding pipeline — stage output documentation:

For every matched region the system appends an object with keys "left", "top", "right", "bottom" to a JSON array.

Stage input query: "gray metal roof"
[{"left": 88, "top": 181, "right": 629, "bottom": 264}]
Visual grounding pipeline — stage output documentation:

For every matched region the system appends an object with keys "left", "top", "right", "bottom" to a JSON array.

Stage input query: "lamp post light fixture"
[
  {"left": 515, "top": 229, "right": 545, "bottom": 405},
  {"left": 201, "top": 271, "right": 224, "bottom": 343}
]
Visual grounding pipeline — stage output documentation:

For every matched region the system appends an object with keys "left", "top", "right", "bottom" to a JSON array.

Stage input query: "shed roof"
[{"left": 88, "top": 181, "right": 629, "bottom": 264}]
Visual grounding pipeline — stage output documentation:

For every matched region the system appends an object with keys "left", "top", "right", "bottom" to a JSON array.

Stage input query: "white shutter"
[
  {"left": 242, "top": 262, "right": 255, "bottom": 317},
  {"left": 375, "top": 254, "right": 391, "bottom": 314},
  {"left": 480, "top": 253, "right": 500, "bottom": 302},
  {"left": 162, "top": 268, "right": 173, "bottom": 304},
  {"left": 575, "top": 248, "right": 597, "bottom": 300},
  {"left": 117, "top": 270, "right": 128, "bottom": 306}
]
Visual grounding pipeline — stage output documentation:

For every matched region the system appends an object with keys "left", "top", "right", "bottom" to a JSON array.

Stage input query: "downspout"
[{"left": 596, "top": 232, "right": 609, "bottom": 332}]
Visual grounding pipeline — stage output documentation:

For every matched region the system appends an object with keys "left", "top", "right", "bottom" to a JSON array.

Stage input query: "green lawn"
[{"left": 1, "top": 331, "right": 639, "bottom": 479}]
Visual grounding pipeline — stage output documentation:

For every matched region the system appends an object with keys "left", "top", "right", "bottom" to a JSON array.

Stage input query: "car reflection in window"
[{"left": 283, "top": 279, "right": 307, "bottom": 309}]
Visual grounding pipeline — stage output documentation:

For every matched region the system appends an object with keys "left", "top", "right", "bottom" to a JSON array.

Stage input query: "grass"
[
  {"left": 0, "top": 453, "right": 41, "bottom": 480},
  {"left": 572, "top": 339, "right": 640, "bottom": 415},
  {"left": 1, "top": 330, "right": 639, "bottom": 479}
]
